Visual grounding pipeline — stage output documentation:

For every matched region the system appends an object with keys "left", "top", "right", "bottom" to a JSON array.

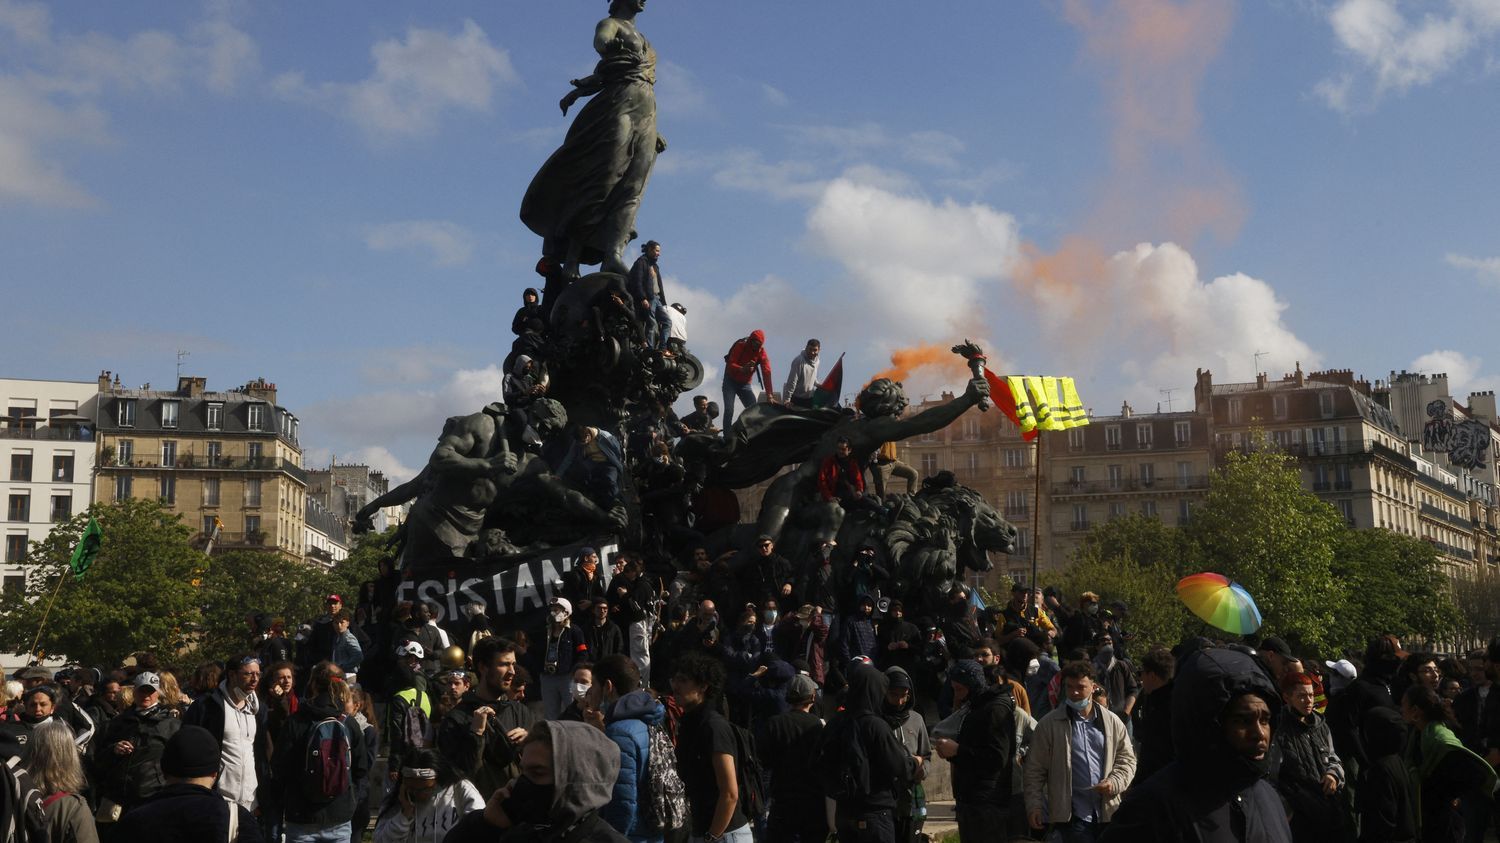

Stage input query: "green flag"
[{"left": 69, "top": 516, "right": 102, "bottom": 581}]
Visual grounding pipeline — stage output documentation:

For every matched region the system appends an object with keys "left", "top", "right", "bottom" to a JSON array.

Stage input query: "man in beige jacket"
[{"left": 1024, "top": 660, "right": 1136, "bottom": 842}]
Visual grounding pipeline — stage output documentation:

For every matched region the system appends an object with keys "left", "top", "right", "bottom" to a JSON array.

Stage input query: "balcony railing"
[
  {"left": 1419, "top": 503, "right": 1474, "bottom": 531},
  {"left": 1052, "top": 476, "right": 1211, "bottom": 496},
  {"left": 1067, "top": 520, "right": 1091, "bottom": 533},
  {"left": 0, "top": 426, "right": 94, "bottom": 442},
  {"left": 102, "top": 454, "right": 308, "bottom": 484}
]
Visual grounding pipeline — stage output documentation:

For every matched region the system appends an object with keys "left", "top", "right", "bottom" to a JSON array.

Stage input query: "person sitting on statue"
[
  {"left": 511, "top": 287, "right": 542, "bottom": 336},
  {"left": 554, "top": 424, "right": 626, "bottom": 509},
  {"left": 504, "top": 318, "right": 548, "bottom": 375},
  {"left": 818, "top": 436, "right": 883, "bottom": 518},
  {"left": 679, "top": 394, "right": 718, "bottom": 434},
  {"left": 502, "top": 355, "right": 547, "bottom": 409},
  {"left": 626, "top": 240, "right": 671, "bottom": 350}
]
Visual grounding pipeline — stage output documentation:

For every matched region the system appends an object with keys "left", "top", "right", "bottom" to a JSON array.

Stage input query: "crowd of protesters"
[{"left": 2, "top": 558, "right": 1499, "bottom": 843}]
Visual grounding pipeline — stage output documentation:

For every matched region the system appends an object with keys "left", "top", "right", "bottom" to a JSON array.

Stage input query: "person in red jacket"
[
  {"left": 817, "top": 437, "right": 864, "bottom": 503},
  {"left": 722, "top": 329, "right": 774, "bottom": 430}
]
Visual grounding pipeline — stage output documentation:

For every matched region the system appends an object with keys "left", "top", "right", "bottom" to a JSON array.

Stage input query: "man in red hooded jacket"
[{"left": 722, "top": 329, "right": 774, "bottom": 431}]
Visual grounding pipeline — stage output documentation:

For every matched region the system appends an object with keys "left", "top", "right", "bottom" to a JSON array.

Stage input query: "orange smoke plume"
[{"left": 870, "top": 343, "right": 965, "bottom": 385}]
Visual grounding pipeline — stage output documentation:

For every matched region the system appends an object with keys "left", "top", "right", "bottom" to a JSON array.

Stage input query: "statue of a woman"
[{"left": 520, "top": 0, "right": 665, "bottom": 277}]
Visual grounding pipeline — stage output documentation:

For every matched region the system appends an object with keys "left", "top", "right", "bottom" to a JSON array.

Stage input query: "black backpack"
[
  {"left": 727, "top": 722, "right": 766, "bottom": 820},
  {"left": 1, "top": 756, "right": 47, "bottom": 843}
]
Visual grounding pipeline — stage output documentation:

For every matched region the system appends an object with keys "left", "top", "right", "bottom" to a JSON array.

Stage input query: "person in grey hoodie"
[
  {"left": 442, "top": 719, "right": 628, "bottom": 842},
  {"left": 884, "top": 667, "right": 931, "bottom": 843},
  {"left": 781, "top": 339, "right": 821, "bottom": 406}
]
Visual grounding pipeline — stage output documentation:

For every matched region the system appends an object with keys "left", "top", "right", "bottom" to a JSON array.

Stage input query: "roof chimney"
[
  {"left": 1121, "top": 400, "right": 1133, "bottom": 418},
  {"left": 177, "top": 376, "right": 207, "bottom": 398},
  {"left": 1294, "top": 362, "right": 1305, "bottom": 387},
  {"left": 1256, "top": 372, "right": 1268, "bottom": 389},
  {"left": 98, "top": 370, "right": 112, "bottom": 392}
]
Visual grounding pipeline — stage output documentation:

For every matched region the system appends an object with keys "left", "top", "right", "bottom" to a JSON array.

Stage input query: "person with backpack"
[
  {"left": 0, "top": 731, "right": 48, "bottom": 843},
  {"left": 670, "top": 652, "right": 753, "bottom": 843},
  {"left": 757, "top": 674, "right": 828, "bottom": 842},
  {"left": 587, "top": 654, "right": 677, "bottom": 843},
  {"left": 270, "top": 662, "right": 368, "bottom": 843},
  {"left": 371, "top": 748, "right": 483, "bottom": 843},
  {"left": 387, "top": 642, "right": 433, "bottom": 782},
  {"left": 22, "top": 721, "right": 93, "bottom": 842},
  {"left": 815, "top": 663, "right": 914, "bottom": 843},
  {"left": 939, "top": 659, "right": 1018, "bottom": 843},
  {"left": 112, "top": 725, "right": 260, "bottom": 843}
]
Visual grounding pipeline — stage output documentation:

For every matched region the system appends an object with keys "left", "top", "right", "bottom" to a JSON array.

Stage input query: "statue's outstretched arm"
[{"left": 879, "top": 377, "right": 990, "bottom": 442}]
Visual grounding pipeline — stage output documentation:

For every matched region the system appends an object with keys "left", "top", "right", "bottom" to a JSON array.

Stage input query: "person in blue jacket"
[{"left": 587, "top": 654, "right": 668, "bottom": 843}]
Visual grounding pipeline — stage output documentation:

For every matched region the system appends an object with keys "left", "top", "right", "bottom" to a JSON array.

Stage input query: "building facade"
[
  {"left": 1, "top": 378, "right": 99, "bottom": 594},
  {"left": 1046, "top": 402, "right": 1215, "bottom": 565},
  {"left": 304, "top": 497, "right": 350, "bottom": 568},
  {"left": 93, "top": 374, "right": 308, "bottom": 560},
  {"left": 307, "top": 461, "right": 395, "bottom": 533}
]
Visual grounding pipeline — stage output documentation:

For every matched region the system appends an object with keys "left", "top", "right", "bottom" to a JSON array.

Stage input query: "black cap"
[
  {"left": 1259, "top": 636, "right": 1292, "bottom": 658},
  {"left": 162, "top": 725, "right": 221, "bottom": 778},
  {"left": 1487, "top": 635, "right": 1500, "bottom": 663},
  {"left": 1011, "top": 582, "right": 1028, "bottom": 593}
]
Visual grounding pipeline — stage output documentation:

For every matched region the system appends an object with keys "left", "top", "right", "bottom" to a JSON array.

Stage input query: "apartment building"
[
  {"left": 0, "top": 378, "right": 99, "bottom": 593},
  {"left": 93, "top": 374, "right": 308, "bottom": 560}
]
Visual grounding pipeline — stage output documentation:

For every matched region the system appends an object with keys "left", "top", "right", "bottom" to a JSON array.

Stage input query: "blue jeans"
[
  {"left": 1051, "top": 816, "right": 1103, "bottom": 843},
  {"left": 691, "top": 824, "right": 753, "bottom": 843},
  {"left": 722, "top": 378, "right": 757, "bottom": 431},
  {"left": 285, "top": 821, "right": 352, "bottom": 843},
  {"left": 647, "top": 300, "right": 672, "bottom": 349}
]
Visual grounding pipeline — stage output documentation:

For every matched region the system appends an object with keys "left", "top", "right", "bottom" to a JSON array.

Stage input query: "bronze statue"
[{"left": 520, "top": 0, "right": 664, "bottom": 276}]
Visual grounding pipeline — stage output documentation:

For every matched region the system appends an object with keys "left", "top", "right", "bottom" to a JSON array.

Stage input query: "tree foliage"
[
  {"left": 1329, "top": 529, "right": 1461, "bottom": 654},
  {"left": 1053, "top": 537, "right": 1193, "bottom": 654},
  {"left": 0, "top": 499, "right": 205, "bottom": 665},
  {"left": 197, "top": 550, "right": 332, "bottom": 663}
]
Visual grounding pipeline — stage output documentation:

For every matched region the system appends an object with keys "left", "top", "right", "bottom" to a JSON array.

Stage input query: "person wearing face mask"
[
  {"left": 1093, "top": 645, "right": 1139, "bottom": 728},
  {"left": 562, "top": 548, "right": 610, "bottom": 615},
  {"left": 935, "top": 659, "right": 1017, "bottom": 843},
  {"left": 558, "top": 664, "right": 595, "bottom": 723},
  {"left": 1061, "top": 592, "right": 1105, "bottom": 656},
  {"left": 1024, "top": 660, "right": 1136, "bottom": 842},
  {"left": 0, "top": 686, "right": 63, "bottom": 765},
  {"left": 443, "top": 719, "right": 629, "bottom": 843},
  {"left": 884, "top": 667, "right": 931, "bottom": 843},
  {"left": 372, "top": 748, "right": 484, "bottom": 843},
  {"left": 585, "top": 654, "right": 671, "bottom": 843},
  {"left": 530, "top": 598, "right": 592, "bottom": 720},
  {"left": 1101, "top": 648, "right": 1290, "bottom": 843}
]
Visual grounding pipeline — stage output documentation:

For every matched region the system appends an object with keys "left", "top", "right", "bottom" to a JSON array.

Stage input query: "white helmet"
[{"left": 395, "top": 640, "right": 425, "bottom": 659}]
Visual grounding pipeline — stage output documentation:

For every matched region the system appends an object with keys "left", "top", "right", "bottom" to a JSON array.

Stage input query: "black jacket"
[
  {"left": 1326, "top": 661, "right": 1399, "bottom": 772},
  {"left": 1132, "top": 681, "right": 1175, "bottom": 781},
  {"left": 1452, "top": 683, "right": 1496, "bottom": 755},
  {"left": 758, "top": 709, "right": 825, "bottom": 810},
  {"left": 1101, "top": 648, "right": 1292, "bottom": 843},
  {"left": 512, "top": 290, "right": 542, "bottom": 335},
  {"left": 820, "top": 664, "right": 913, "bottom": 814},
  {"left": 736, "top": 552, "right": 794, "bottom": 606},
  {"left": 580, "top": 620, "right": 625, "bottom": 662},
  {"left": 606, "top": 574, "right": 654, "bottom": 625},
  {"left": 95, "top": 704, "right": 182, "bottom": 808},
  {"left": 438, "top": 691, "right": 537, "bottom": 800},
  {"left": 1356, "top": 708, "right": 1416, "bottom": 843},
  {"left": 115, "top": 782, "right": 260, "bottom": 843},
  {"left": 270, "top": 695, "right": 368, "bottom": 826},
  {"left": 560, "top": 567, "right": 608, "bottom": 611},
  {"left": 950, "top": 683, "right": 1016, "bottom": 805}
]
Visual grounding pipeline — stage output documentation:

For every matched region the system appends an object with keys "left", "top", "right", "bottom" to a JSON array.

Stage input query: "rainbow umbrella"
[{"left": 1176, "top": 572, "right": 1263, "bottom": 635}]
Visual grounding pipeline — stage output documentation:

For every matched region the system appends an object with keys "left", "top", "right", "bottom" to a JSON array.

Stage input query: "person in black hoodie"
[
  {"left": 816, "top": 663, "right": 913, "bottom": 843},
  {"left": 114, "top": 724, "right": 260, "bottom": 842},
  {"left": 935, "top": 659, "right": 1016, "bottom": 843},
  {"left": 512, "top": 287, "right": 543, "bottom": 336},
  {"left": 1328, "top": 635, "right": 1402, "bottom": 777},
  {"left": 758, "top": 674, "right": 828, "bottom": 842},
  {"left": 1133, "top": 646, "right": 1177, "bottom": 782},
  {"left": 1100, "top": 647, "right": 1292, "bottom": 843},
  {"left": 269, "top": 662, "right": 368, "bottom": 842},
  {"left": 1357, "top": 707, "right": 1416, "bottom": 843}
]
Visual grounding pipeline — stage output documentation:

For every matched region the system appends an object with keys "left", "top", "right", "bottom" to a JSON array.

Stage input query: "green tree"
[
  {"left": 1329, "top": 529, "right": 1462, "bottom": 654},
  {"left": 1076, "top": 513, "right": 1196, "bottom": 572},
  {"left": 0, "top": 498, "right": 205, "bottom": 665},
  {"left": 324, "top": 527, "right": 399, "bottom": 608},
  {"left": 197, "top": 550, "right": 335, "bottom": 662},
  {"left": 1050, "top": 550, "right": 1193, "bottom": 654},
  {"left": 1186, "top": 449, "right": 1346, "bottom": 652}
]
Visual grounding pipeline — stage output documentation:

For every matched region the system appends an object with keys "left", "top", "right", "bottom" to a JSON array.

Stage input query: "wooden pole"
[
  {"left": 28, "top": 570, "right": 69, "bottom": 661},
  {"left": 1032, "top": 431, "right": 1043, "bottom": 591}
]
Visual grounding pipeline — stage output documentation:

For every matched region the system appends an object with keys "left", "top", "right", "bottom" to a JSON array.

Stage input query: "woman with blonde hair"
[
  {"left": 27, "top": 719, "right": 100, "bottom": 842},
  {"left": 158, "top": 670, "right": 187, "bottom": 713}
]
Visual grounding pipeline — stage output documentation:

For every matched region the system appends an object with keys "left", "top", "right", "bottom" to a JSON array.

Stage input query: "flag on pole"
[
  {"left": 982, "top": 372, "right": 1089, "bottom": 438},
  {"left": 69, "top": 516, "right": 101, "bottom": 581},
  {"left": 811, "top": 353, "right": 844, "bottom": 408}
]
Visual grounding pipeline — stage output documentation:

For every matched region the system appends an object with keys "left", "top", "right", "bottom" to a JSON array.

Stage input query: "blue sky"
[{"left": 3, "top": 0, "right": 1498, "bottom": 479}]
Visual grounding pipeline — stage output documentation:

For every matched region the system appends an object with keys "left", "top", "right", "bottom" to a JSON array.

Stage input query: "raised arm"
[{"left": 878, "top": 377, "right": 988, "bottom": 443}]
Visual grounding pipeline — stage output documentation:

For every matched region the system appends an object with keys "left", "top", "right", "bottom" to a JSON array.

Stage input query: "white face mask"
[
  {"left": 551, "top": 610, "right": 568, "bottom": 624},
  {"left": 1027, "top": 659, "right": 1040, "bottom": 677},
  {"left": 571, "top": 682, "right": 591, "bottom": 702}
]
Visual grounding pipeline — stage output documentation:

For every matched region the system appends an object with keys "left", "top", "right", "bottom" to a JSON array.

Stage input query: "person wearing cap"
[
  {"left": 758, "top": 671, "right": 827, "bottom": 841},
  {"left": 529, "top": 597, "right": 591, "bottom": 719},
  {"left": 113, "top": 724, "right": 260, "bottom": 842},
  {"left": 1257, "top": 636, "right": 1296, "bottom": 685},
  {"left": 95, "top": 671, "right": 183, "bottom": 820},
  {"left": 737, "top": 535, "right": 795, "bottom": 608},
  {"left": 183, "top": 652, "right": 265, "bottom": 813},
  {"left": 16, "top": 665, "right": 94, "bottom": 751},
  {"left": 938, "top": 659, "right": 1018, "bottom": 843},
  {"left": 818, "top": 663, "right": 914, "bottom": 843},
  {"left": 884, "top": 666, "right": 931, "bottom": 843}
]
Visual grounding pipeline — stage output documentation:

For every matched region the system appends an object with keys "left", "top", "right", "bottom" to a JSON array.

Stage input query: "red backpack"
[{"left": 300, "top": 716, "right": 351, "bottom": 803}]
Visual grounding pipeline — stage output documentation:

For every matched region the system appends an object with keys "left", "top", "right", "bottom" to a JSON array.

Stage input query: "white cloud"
[
  {"left": 298, "top": 364, "right": 506, "bottom": 482},
  {"left": 1410, "top": 348, "right": 1500, "bottom": 397},
  {"left": 273, "top": 20, "right": 517, "bottom": 141},
  {"left": 784, "top": 122, "right": 967, "bottom": 170},
  {"left": 0, "top": 0, "right": 257, "bottom": 206},
  {"left": 760, "top": 83, "right": 789, "bottom": 107},
  {"left": 1320, "top": 0, "right": 1500, "bottom": 109},
  {"left": 1446, "top": 252, "right": 1500, "bottom": 284},
  {"left": 654, "top": 60, "right": 707, "bottom": 117},
  {"left": 363, "top": 220, "right": 476, "bottom": 266}
]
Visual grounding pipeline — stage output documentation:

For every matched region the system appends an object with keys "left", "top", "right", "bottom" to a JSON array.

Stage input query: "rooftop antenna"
[
  {"left": 1159, "top": 388, "right": 1177, "bottom": 413},
  {"left": 1253, "top": 350, "right": 1268, "bottom": 376},
  {"left": 176, "top": 349, "right": 190, "bottom": 380}
]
